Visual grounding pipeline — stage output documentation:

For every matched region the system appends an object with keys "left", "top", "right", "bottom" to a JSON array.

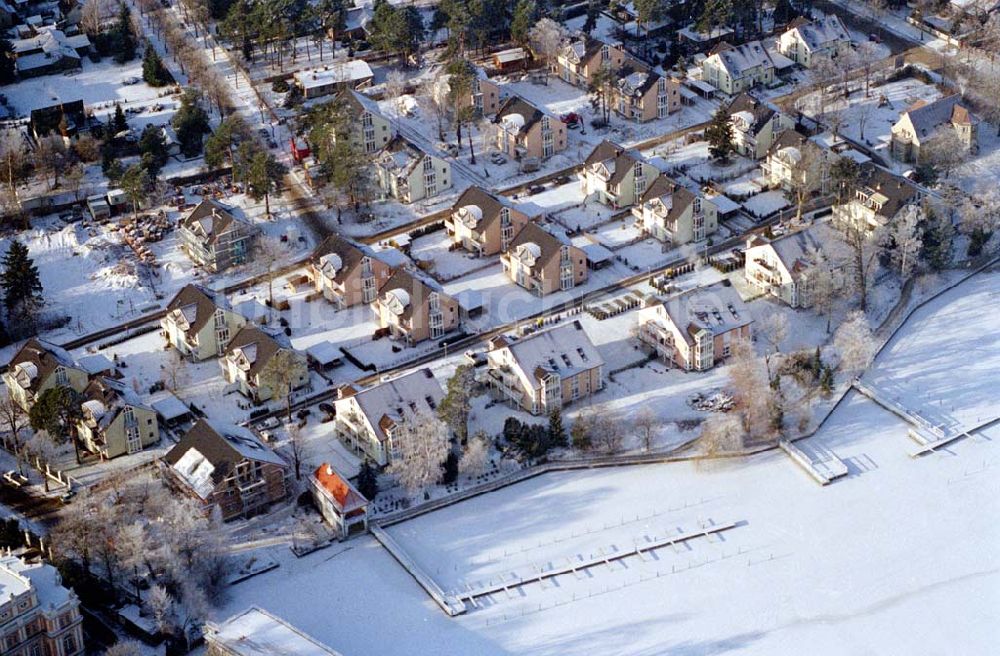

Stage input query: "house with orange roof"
[{"left": 310, "top": 463, "right": 369, "bottom": 539}]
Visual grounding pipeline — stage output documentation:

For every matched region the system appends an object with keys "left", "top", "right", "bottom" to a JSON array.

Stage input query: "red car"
[{"left": 561, "top": 112, "right": 581, "bottom": 126}]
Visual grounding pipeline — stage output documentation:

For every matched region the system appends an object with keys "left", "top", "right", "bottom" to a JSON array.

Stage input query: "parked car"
[
  {"left": 123, "top": 76, "right": 141, "bottom": 85},
  {"left": 489, "top": 152, "right": 507, "bottom": 165},
  {"left": 561, "top": 112, "right": 581, "bottom": 126}
]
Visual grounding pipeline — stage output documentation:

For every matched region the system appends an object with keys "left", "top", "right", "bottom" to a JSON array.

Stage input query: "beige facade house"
[
  {"left": 552, "top": 37, "right": 627, "bottom": 88},
  {"left": 776, "top": 15, "right": 851, "bottom": 67},
  {"left": 161, "top": 284, "right": 248, "bottom": 361},
  {"left": 744, "top": 229, "right": 826, "bottom": 307},
  {"left": 293, "top": 59, "right": 374, "bottom": 99},
  {"left": 832, "top": 162, "right": 920, "bottom": 232},
  {"left": 308, "top": 235, "right": 393, "bottom": 308},
  {"left": 206, "top": 607, "right": 344, "bottom": 656},
  {"left": 178, "top": 199, "right": 258, "bottom": 273},
  {"left": 331, "top": 368, "right": 444, "bottom": 466},
  {"left": 310, "top": 463, "right": 369, "bottom": 539},
  {"left": 637, "top": 284, "right": 753, "bottom": 371},
  {"left": 486, "top": 321, "right": 604, "bottom": 415},
  {"left": 220, "top": 326, "right": 309, "bottom": 404},
  {"left": 723, "top": 93, "right": 794, "bottom": 160},
  {"left": 0, "top": 555, "right": 84, "bottom": 656},
  {"left": 161, "top": 419, "right": 289, "bottom": 521},
  {"left": 890, "top": 94, "right": 979, "bottom": 163},
  {"left": 3, "top": 338, "right": 89, "bottom": 411},
  {"left": 373, "top": 269, "right": 460, "bottom": 344},
  {"left": 761, "top": 129, "right": 831, "bottom": 192},
  {"left": 581, "top": 140, "right": 659, "bottom": 208},
  {"left": 633, "top": 175, "right": 719, "bottom": 245},
  {"left": 494, "top": 96, "right": 567, "bottom": 162},
  {"left": 613, "top": 66, "right": 682, "bottom": 122},
  {"left": 701, "top": 41, "right": 775, "bottom": 95},
  {"left": 77, "top": 377, "right": 159, "bottom": 459},
  {"left": 335, "top": 89, "right": 394, "bottom": 154},
  {"left": 502, "top": 222, "right": 588, "bottom": 295},
  {"left": 447, "top": 186, "right": 532, "bottom": 256},
  {"left": 442, "top": 66, "right": 501, "bottom": 116},
  {"left": 374, "top": 136, "right": 452, "bottom": 203}
]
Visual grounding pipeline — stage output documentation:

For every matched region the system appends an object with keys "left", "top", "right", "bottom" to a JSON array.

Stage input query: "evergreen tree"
[
  {"left": 772, "top": 0, "right": 800, "bottom": 26},
  {"left": 583, "top": 0, "right": 599, "bottom": 35},
  {"left": 356, "top": 460, "right": 379, "bottom": 500},
  {"left": 111, "top": 104, "right": 128, "bottom": 136},
  {"left": 812, "top": 346, "right": 822, "bottom": 380},
  {"left": 141, "top": 46, "right": 170, "bottom": 87},
  {"left": 510, "top": 0, "right": 538, "bottom": 48},
  {"left": 820, "top": 366, "right": 834, "bottom": 395},
  {"left": 0, "top": 39, "right": 15, "bottom": 85},
  {"left": 437, "top": 364, "right": 475, "bottom": 442},
  {"left": 1, "top": 240, "right": 43, "bottom": 320},
  {"left": 112, "top": 4, "right": 137, "bottom": 64},
  {"left": 440, "top": 450, "right": 459, "bottom": 484},
  {"left": 139, "top": 125, "right": 169, "bottom": 176},
  {"left": 369, "top": 0, "right": 424, "bottom": 66},
  {"left": 696, "top": 0, "right": 734, "bottom": 33},
  {"left": 28, "top": 387, "right": 83, "bottom": 463},
  {"left": 247, "top": 149, "right": 287, "bottom": 216},
  {"left": 547, "top": 408, "right": 566, "bottom": 447},
  {"left": 118, "top": 164, "right": 151, "bottom": 219},
  {"left": 705, "top": 106, "right": 734, "bottom": 161},
  {"left": 172, "top": 91, "right": 211, "bottom": 157}
]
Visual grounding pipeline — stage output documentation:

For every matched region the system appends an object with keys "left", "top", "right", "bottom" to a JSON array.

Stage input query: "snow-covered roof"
[
  {"left": 293, "top": 60, "right": 373, "bottom": 90},
  {"left": 207, "top": 607, "right": 344, "bottom": 656},
  {"left": 654, "top": 284, "right": 753, "bottom": 345},
  {"left": 495, "top": 321, "right": 604, "bottom": 389},
  {"left": 503, "top": 113, "right": 525, "bottom": 131},
  {"left": 705, "top": 41, "right": 773, "bottom": 78},
  {"left": 0, "top": 556, "right": 75, "bottom": 610},
  {"left": 77, "top": 353, "right": 114, "bottom": 375},
  {"left": 343, "top": 368, "right": 444, "bottom": 445},
  {"left": 784, "top": 15, "right": 850, "bottom": 52},
  {"left": 898, "top": 94, "right": 978, "bottom": 141},
  {"left": 151, "top": 394, "right": 191, "bottom": 422},
  {"left": 306, "top": 341, "right": 341, "bottom": 366}
]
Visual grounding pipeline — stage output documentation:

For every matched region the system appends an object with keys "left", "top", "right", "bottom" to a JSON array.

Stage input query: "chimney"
[{"left": 326, "top": 464, "right": 334, "bottom": 476}]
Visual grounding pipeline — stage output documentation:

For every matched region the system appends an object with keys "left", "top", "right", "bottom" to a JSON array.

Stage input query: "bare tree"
[
  {"left": 385, "top": 70, "right": 408, "bottom": 119},
  {"left": 268, "top": 349, "right": 304, "bottom": 422},
  {"left": 889, "top": 204, "right": 924, "bottom": 277},
  {"left": 255, "top": 236, "right": 285, "bottom": 313},
  {"left": 922, "top": 127, "right": 967, "bottom": 179},
  {"left": 808, "top": 257, "right": 841, "bottom": 334},
  {"left": 757, "top": 312, "right": 789, "bottom": 378},
  {"left": 633, "top": 407, "right": 659, "bottom": 451},
  {"left": 834, "top": 311, "right": 877, "bottom": 373},
  {"left": 387, "top": 413, "right": 450, "bottom": 494},
  {"left": 856, "top": 102, "right": 874, "bottom": 143},
  {"left": 593, "top": 413, "right": 624, "bottom": 454},
  {"left": 528, "top": 18, "right": 565, "bottom": 76},
  {"left": 33, "top": 136, "right": 67, "bottom": 189},
  {"left": 64, "top": 163, "right": 87, "bottom": 203},
  {"left": 727, "top": 340, "right": 778, "bottom": 442},
  {"left": 459, "top": 431, "right": 490, "bottom": 476},
  {"left": 285, "top": 422, "right": 310, "bottom": 480},
  {"left": 160, "top": 350, "right": 189, "bottom": 391},
  {"left": 103, "top": 640, "right": 145, "bottom": 656},
  {"left": 699, "top": 414, "right": 745, "bottom": 456},
  {"left": 837, "top": 218, "right": 884, "bottom": 313},
  {"left": 855, "top": 40, "right": 882, "bottom": 97}
]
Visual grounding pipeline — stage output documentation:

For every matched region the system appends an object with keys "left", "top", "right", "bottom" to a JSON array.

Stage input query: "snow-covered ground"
[{"left": 211, "top": 270, "right": 1000, "bottom": 655}]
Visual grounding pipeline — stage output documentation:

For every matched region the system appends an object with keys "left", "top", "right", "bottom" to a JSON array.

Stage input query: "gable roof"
[
  {"left": 376, "top": 135, "right": 434, "bottom": 177},
  {"left": 852, "top": 163, "right": 920, "bottom": 219},
  {"left": 344, "top": 368, "right": 444, "bottom": 445},
  {"left": 507, "top": 221, "right": 574, "bottom": 269},
  {"left": 751, "top": 229, "right": 825, "bottom": 277},
  {"left": 707, "top": 40, "right": 774, "bottom": 78},
  {"left": 724, "top": 92, "right": 777, "bottom": 135},
  {"left": 452, "top": 186, "right": 520, "bottom": 233},
  {"left": 337, "top": 88, "right": 385, "bottom": 120},
  {"left": 785, "top": 15, "right": 850, "bottom": 51},
  {"left": 497, "top": 321, "right": 604, "bottom": 389},
  {"left": 164, "top": 284, "right": 235, "bottom": 338},
  {"left": 376, "top": 269, "right": 451, "bottom": 321},
  {"left": 899, "top": 94, "right": 978, "bottom": 141},
  {"left": 81, "top": 377, "right": 150, "bottom": 431},
  {"left": 311, "top": 234, "right": 383, "bottom": 284},
  {"left": 180, "top": 199, "right": 251, "bottom": 245},
  {"left": 313, "top": 463, "right": 369, "bottom": 510},
  {"left": 584, "top": 140, "right": 647, "bottom": 186},
  {"left": 494, "top": 96, "right": 552, "bottom": 134},
  {"left": 223, "top": 326, "right": 287, "bottom": 378},
  {"left": 6, "top": 338, "right": 80, "bottom": 393},
  {"left": 639, "top": 174, "right": 699, "bottom": 221},
  {"left": 655, "top": 284, "right": 753, "bottom": 345},
  {"left": 163, "top": 419, "right": 286, "bottom": 498}
]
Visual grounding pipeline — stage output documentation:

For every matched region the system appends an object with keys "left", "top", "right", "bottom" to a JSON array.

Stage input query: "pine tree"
[
  {"left": 440, "top": 451, "right": 459, "bottom": 484},
  {"left": 172, "top": 91, "right": 211, "bottom": 157},
  {"left": 0, "top": 40, "right": 15, "bottom": 85},
  {"left": 1, "top": 240, "right": 43, "bottom": 319},
  {"left": 583, "top": 0, "right": 599, "bottom": 35},
  {"left": 139, "top": 125, "right": 169, "bottom": 176},
  {"left": 510, "top": 0, "right": 537, "bottom": 48},
  {"left": 436, "top": 364, "right": 474, "bottom": 442},
  {"left": 812, "top": 346, "right": 822, "bottom": 380},
  {"left": 547, "top": 408, "right": 566, "bottom": 447},
  {"left": 112, "top": 104, "right": 128, "bottom": 136},
  {"left": 820, "top": 366, "right": 834, "bottom": 395},
  {"left": 356, "top": 460, "right": 379, "bottom": 500},
  {"left": 705, "top": 106, "right": 734, "bottom": 161},
  {"left": 113, "top": 4, "right": 137, "bottom": 64},
  {"left": 142, "top": 47, "right": 170, "bottom": 87}
]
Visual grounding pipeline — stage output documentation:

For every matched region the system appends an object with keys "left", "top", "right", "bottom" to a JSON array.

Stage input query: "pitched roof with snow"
[
  {"left": 724, "top": 93, "right": 777, "bottom": 135},
  {"left": 344, "top": 368, "right": 444, "bottom": 445},
  {"left": 707, "top": 40, "right": 774, "bottom": 78},
  {"left": 164, "top": 284, "right": 237, "bottom": 338},
  {"left": 206, "top": 607, "right": 343, "bottom": 656},
  {"left": 293, "top": 60, "right": 374, "bottom": 90},
  {"left": 81, "top": 377, "right": 150, "bottom": 431},
  {"left": 376, "top": 269, "right": 453, "bottom": 321},
  {"left": 507, "top": 221, "right": 574, "bottom": 270},
  {"left": 180, "top": 199, "right": 252, "bottom": 246},
  {"left": 784, "top": 15, "right": 850, "bottom": 52},
  {"left": 584, "top": 140, "right": 647, "bottom": 186},
  {"left": 851, "top": 163, "right": 920, "bottom": 219},
  {"left": 655, "top": 284, "right": 752, "bottom": 345},
  {"left": 311, "top": 234, "right": 385, "bottom": 284},
  {"left": 223, "top": 326, "right": 290, "bottom": 378},
  {"left": 494, "top": 96, "right": 553, "bottom": 134},
  {"left": 6, "top": 338, "right": 81, "bottom": 393},
  {"left": 495, "top": 321, "right": 603, "bottom": 389},
  {"left": 899, "top": 94, "right": 979, "bottom": 141},
  {"left": 451, "top": 185, "right": 519, "bottom": 232},
  {"left": 639, "top": 174, "right": 699, "bottom": 222}
]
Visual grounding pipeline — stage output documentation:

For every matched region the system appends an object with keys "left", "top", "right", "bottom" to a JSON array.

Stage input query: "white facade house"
[
  {"left": 744, "top": 229, "right": 826, "bottom": 307},
  {"left": 701, "top": 41, "right": 775, "bottom": 95},
  {"left": 633, "top": 175, "right": 719, "bottom": 245},
  {"left": 776, "top": 15, "right": 851, "bottom": 67},
  {"left": 374, "top": 136, "right": 452, "bottom": 203},
  {"left": 293, "top": 60, "right": 374, "bottom": 98}
]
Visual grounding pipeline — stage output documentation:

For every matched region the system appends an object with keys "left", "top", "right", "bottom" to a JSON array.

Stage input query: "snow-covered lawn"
[
  {"left": 410, "top": 231, "right": 489, "bottom": 282},
  {"left": 742, "top": 189, "right": 791, "bottom": 218}
]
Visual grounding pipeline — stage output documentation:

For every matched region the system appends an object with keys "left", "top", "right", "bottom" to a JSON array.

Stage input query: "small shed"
[
  {"left": 583, "top": 243, "right": 615, "bottom": 270},
  {"left": 493, "top": 47, "right": 526, "bottom": 72},
  {"left": 106, "top": 189, "right": 128, "bottom": 213},
  {"left": 152, "top": 394, "right": 193, "bottom": 427},
  {"left": 306, "top": 341, "right": 343, "bottom": 370},
  {"left": 87, "top": 194, "right": 111, "bottom": 221}
]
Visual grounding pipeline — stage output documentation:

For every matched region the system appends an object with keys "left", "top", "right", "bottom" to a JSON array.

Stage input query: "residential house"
[
  {"left": 307, "top": 234, "right": 393, "bottom": 308},
  {"left": 373, "top": 136, "right": 452, "bottom": 203},
  {"left": 205, "top": 607, "right": 343, "bottom": 656},
  {"left": 494, "top": 96, "right": 567, "bottom": 162},
  {"left": 443, "top": 65, "right": 501, "bottom": 116},
  {"left": 723, "top": 92, "right": 794, "bottom": 160},
  {"left": 310, "top": 463, "right": 369, "bottom": 539},
  {"left": 744, "top": 229, "right": 827, "bottom": 307},
  {"left": 220, "top": 326, "right": 309, "bottom": 403},
  {"left": 633, "top": 175, "right": 719, "bottom": 245},
  {"left": 446, "top": 185, "right": 532, "bottom": 256},
  {"left": 761, "top": 129, "right": 831, "bottom": 192},
  {"left": 28, "top": 99, "right": 86, "bottom": 139},
  {"left": 637, "top": 284, "right": 753, "bottom": 371},
  {"left": 2, "top": 338, "right": 89, "bottom": 411},
  {"left": 832, "top": 162, "right": 920, "bottom": 231},
  {"left": 776, "top": 15, "right": 851, "bottom": 67},
  {"left": 0, "top": 555, "right": 84, "bottom": 656},
  {"left": 581, "top": 140, "right": 658, "bottom": 208},
  {"left": 890, "top": 94, "right": 980, "bottom": 163},
  {"left": 161, "top": 284, "right": 248, "bottom": 361},
  {"left": 293, "top": 59, "right": 374, "bottom": 99},
  {"left": 178, "top": 199, "right": 258, "bottom": 273},
  {"left": 613, "top": 65, "right": 682, "bottom": 122},
  {"left": 485, "top": 321, "right": 604, "bottom": 415},
  {"left": 12, "top": 27, "right": 90, "bottom": 78},
  {"left": 372, "top": 269, "right": 460, "bottom": 344},
  {"left": 701, "top": 41, "right": 775, "bottom": 95},
  {"left": 335, "top": 89, "right": 394, "bottom": 154},
  {"left": 552, "top": 37, "right": 627, "bottom": 88},
  {"left": 502, "top": 222, "right": 588, "bottom": 295},
  {"left": 161, "top": 419, "right": 289, "bottom": 520},
  {"left": 331, "top": 368, "right": 444, "bottom": 465},
  {"left": 77, "top": 377, "right": 159, "bottom": 459}
]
